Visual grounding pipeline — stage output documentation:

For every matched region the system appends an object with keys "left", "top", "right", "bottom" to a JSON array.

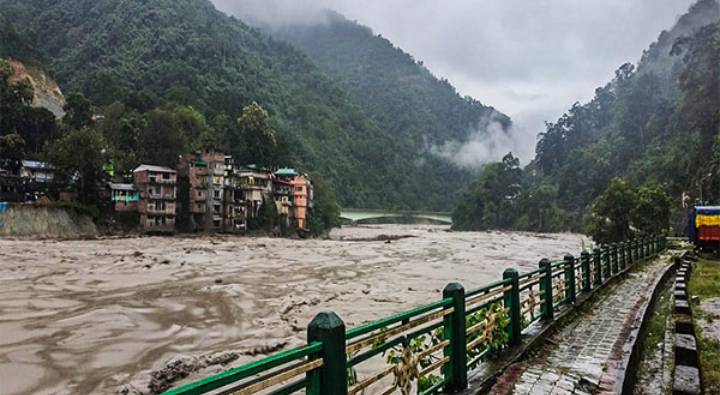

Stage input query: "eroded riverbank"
[{"left": 0, "top": 225, "right": 587, "bottom": 394}]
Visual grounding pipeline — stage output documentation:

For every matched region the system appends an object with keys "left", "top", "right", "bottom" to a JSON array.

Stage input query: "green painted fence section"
[{"left": 161, "top": 236, "right": 667, "bottom": 395}]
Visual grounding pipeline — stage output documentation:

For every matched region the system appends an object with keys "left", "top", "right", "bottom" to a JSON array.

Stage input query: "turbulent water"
[{"left": 0, "top": 224, "right": 587, "bottom": 394}]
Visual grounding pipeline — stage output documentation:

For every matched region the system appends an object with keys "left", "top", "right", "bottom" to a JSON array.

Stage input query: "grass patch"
[
  {"left": 643, "top": 277, "right": 672, "bottom": 356},
  {"left": 689, "top": 259, "right": 720, "bottom": 394}
]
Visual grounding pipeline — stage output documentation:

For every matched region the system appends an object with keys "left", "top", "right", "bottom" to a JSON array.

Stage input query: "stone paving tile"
[{"left": 489, "top": 258, "right": 669, "bottom": 395}]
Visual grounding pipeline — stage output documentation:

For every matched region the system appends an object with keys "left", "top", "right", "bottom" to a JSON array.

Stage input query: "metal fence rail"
[{"left": 161, "top": 236, "right": 667, "bottom": 395}]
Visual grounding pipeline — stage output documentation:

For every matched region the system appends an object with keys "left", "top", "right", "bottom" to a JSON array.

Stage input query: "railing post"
[
  {"left": 640, "top": 238, "right": 646, "bottom": 259},
  {"left": 603, "top": 246, "right": 611, "bottom": 279},
  {"left": 539, "top": 259, "right": 554, "bottom": 321},
  {"left": 656, "top": 236, "right": 661, "bottom": 253},
  {"left": 626, "top": 240, "right": 633, "bottom": 266},
  {"left": 564, "top": 255, "right": 576, "bottom": 304},
  {"left": 612, "top": 243, "right": 619, "bottom": 274},
  {"left": 634, "top": 240, "right": 639, "bottom": 262},
  {"left": 443, "top": 283, "right": 467, "bottom": 392},
  {"left": 620, "top": 241, "right": 626, "bottom": 271},
  {"left": 581, "top": 251, "right": 591, "bottom": 292},
  {"left": 650, "top": 237, "right": 655, "bottom": 255},
  {"left": 503, "top": 269, "right": 521, "bottom": 346},
  {"left": 307, "top": 312, "right": 347, "bottom": 395},
  {"left": 593, "top": 248, "right": 602, "bottom": 285}
]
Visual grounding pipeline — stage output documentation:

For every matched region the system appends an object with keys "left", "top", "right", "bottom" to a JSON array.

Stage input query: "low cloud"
[
  {"left": 430, "top": 114, "right": 534, "bottom": 169},
  {"left": 213, "top": 0, "right": 331, "bottom": 27}
]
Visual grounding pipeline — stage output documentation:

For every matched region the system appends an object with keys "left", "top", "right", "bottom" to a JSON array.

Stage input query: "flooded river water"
[{"left": 0, "top": 224, "right": 588, "bottom": 394}]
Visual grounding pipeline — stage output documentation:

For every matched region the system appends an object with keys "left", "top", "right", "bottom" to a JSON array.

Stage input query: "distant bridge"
[{"left": 339, "top": 208, "right": 452, "bottom": 225}]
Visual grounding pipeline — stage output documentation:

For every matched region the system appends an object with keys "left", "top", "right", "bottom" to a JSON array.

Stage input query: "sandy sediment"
[{"left": 0, "top": 224, "right": 588, "bottom": 394}]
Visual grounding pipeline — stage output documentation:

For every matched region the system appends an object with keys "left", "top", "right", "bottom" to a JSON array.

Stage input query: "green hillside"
[
  {"left": 453, "top": 0, "right": 720, "bottom": 234},
  {"left": 0, "top": 0, "right": 508, "bottom": 210},
  {"left": 267, "top": 12, "right": 513, "bottom": 210}
]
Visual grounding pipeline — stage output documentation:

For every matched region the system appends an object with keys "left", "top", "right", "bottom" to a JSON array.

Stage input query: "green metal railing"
[{"left": 161, "top": 236, "right": 666, "bottom": 395}]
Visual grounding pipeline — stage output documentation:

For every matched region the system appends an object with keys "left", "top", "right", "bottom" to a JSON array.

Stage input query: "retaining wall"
[{"left": 0, "top": 203, "right": 97, "bottom": 238}]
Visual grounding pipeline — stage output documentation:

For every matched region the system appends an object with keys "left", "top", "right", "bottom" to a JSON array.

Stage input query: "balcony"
[
  {"left": 147, "top": 206, "right": 175, "bottom": 215},
  {"left": 148, "top": 192, "right": 176, "bottom": 200},
  {"left": 150, "top": 177, "right": 177, "bottom": 185}
]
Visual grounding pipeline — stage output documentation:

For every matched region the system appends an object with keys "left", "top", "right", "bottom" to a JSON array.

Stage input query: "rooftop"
[
  {"left": 108, "top": 183, "right": 137, "bottom": 191},
  {"left": 275, "top": 168, "right": 298, "bottom": 178},
  {"left": 133, "top": 164, "right": 176, "bottom": 174},
  {"left": 21, "top": 160, "right": 53, "bottom": 169}
]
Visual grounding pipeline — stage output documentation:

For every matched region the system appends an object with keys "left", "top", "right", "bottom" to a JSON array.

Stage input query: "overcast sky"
[{"left": 212, "top": 0, "right": 695, "bottom": 159}]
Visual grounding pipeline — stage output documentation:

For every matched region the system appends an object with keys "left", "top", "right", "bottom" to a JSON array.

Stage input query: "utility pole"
[{"left": 699, "top": 172, "right": 712, "bottom": 205}]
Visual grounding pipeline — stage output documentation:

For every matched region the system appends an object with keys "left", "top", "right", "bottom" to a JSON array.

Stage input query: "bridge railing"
[{"left": 161, "top": 236, "right": 667, "bottom": 395}]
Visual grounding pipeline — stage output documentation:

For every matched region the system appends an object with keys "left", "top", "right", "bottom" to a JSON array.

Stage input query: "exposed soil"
[{"left": 0, "top": 224, "right": 587, "bottom": 394}]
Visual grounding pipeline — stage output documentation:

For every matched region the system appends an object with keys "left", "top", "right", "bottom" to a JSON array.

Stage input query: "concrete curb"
[
  {"left": 616, "top": 257, "right": 678, "bottom": 394},
  {"left": 672, "top": 254, "right": 702, "bottom": 395}
]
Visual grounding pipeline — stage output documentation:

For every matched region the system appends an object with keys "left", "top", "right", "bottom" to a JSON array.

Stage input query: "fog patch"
[
  {"left": 430, "top": 114, "right": 534, "bottom": 169},
  {"left": 212, "top": 0, "right": 331, "bottom": 28}
]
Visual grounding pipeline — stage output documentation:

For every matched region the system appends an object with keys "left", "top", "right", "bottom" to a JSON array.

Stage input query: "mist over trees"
[
  {"left": 453, "top": 0, "right": 720, "bottom": 238},
  {"left": 0, "top": 0, "right": 517, "bottom": 212}
]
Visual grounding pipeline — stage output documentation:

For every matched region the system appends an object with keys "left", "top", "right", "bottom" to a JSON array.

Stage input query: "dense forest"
[
  {"left": 453, "top": 0, "right": 720, "bottom": 241},
  {"left": 263, "top": 12, "right": 512, "bottom": 209},
  {"left": 0, "top": 0, "right": 512, "bottom": 211}
]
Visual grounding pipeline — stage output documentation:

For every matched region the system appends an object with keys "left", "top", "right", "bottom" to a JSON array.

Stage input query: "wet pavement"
[
  {"left": 0, "top": 225, "right": 586, "bottom": 395},
  {"left": 489, "top": 256, "right": 671, "bottom": 395}
]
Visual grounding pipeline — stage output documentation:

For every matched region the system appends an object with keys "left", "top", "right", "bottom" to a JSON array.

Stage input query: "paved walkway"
[{"left": 489, "top": 257, "right": 671, "bottom": 395}]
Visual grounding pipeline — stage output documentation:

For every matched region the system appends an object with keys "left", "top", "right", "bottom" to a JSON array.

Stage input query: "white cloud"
[{"left": 213, "top": 0, "right": 696, "bottom": 164}]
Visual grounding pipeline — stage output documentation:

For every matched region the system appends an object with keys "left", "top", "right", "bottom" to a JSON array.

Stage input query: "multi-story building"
[
  {"left": 222, "top": 156, "right": 248, "bottom": 233},
  {"left": 237, "top": 165, "right": 272, "bottom": 220},
  {"left": 271, "top": 175, "right": 293, "bottom": 229},
  {"left": 133, "top": 164, "right": 177, "bottom": 233},
  {"left": 275, "top": 168, "right": 312, "bottom": 230},
  {"left": 291, "top": 175, "right": 310, "bottom": 230},
  {"left": 108, "top": 182, "right": 139, "bottom": 212},
  {"left": 20, "top": 160, "right": 54, "bottom": 183},
  {"left": 177, "top": 149, "right": 226, "bottom": 232}
]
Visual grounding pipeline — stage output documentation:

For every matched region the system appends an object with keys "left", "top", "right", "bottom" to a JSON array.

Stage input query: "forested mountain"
[
  {"left": 263, "top": 12, "right": 512, "bottom": 206},
  {"left": 454, "top": 0, "right": 720, "bottom": 235},
  {"left": 0, "top": 0, "right": 509, "bottom": 211}
]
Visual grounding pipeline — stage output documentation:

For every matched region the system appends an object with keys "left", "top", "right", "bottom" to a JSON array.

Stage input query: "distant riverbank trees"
[
  {"left": 453, "top": 3, "right": 719, "bottom": 238},
  {"left": 0, "top": 57, "right": 341, "bottom": 235},
  {"left": 588, "top": 178, "right": 671, "bottom": 244}
]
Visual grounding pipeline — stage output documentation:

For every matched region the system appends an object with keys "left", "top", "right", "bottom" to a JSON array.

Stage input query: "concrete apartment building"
[
  {"left": 222, "top": 156, "right": 248, "bottom": 233},
  {"left": 133, "top": 164, "right": 177, "bottom": 233},
  {"left": 177, "top": 149, "right": 226, "bottom": 232},
  {"left": 236, "top": 165, "right": 272, "bottom": 220},
  {"left": 108, "top": 183, "right": 139, "bottom": 212},
  {"left": 275, "top": 168, "right": 313, "bottom": 230}
]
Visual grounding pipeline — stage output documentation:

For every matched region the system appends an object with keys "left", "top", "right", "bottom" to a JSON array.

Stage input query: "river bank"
[{"left": 0, "top": 224, "right": 588, "bottom": 394}]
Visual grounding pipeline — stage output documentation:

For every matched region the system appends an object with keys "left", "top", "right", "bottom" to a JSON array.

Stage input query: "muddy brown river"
[{"left": 0, "top": 224, "right": 588, "bottom": 394}]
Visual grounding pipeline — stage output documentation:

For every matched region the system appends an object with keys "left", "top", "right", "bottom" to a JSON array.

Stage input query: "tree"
[
  {"left": 63, "top": 93, "right": 93, "bottom": 130},
  {"left": 250, "top": 197, "right": 278, "bottom": 232},
  {"left": 174, "top": 106, "right": 216, "bottom": 150},
  {"left": 522, "top": 181, "right": 560, "bottom": 232},
  {"left": 308, "top": 177, "right": 342, "bottom": 236},
  {"left": 0, "top": 133, "right": 26, "bottom": 160},
  {"left": 632, "top": 183, "right": 671, "bottom": 235},
  {"left": 46, "top": 127, "right": 109, "bottom": 204},
  {"left": 588, "top": 177, "right": 636, "bottom": 244},
  {"left": 0, "top": 59, "right": 34, "bottom": 134},
  {"left": 452, "top": 153, "right": 522, "bottom": 230},
  {"left": 232, "top": 102, "right": 278, "bottom": 167},
  {"left": 139, "top": 109, "right": 188, "bottom": 167}
]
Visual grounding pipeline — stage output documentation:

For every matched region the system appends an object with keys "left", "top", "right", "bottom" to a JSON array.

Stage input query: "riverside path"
[{"left": 486, "top": 254, "right": 673, "bottom": 395}]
